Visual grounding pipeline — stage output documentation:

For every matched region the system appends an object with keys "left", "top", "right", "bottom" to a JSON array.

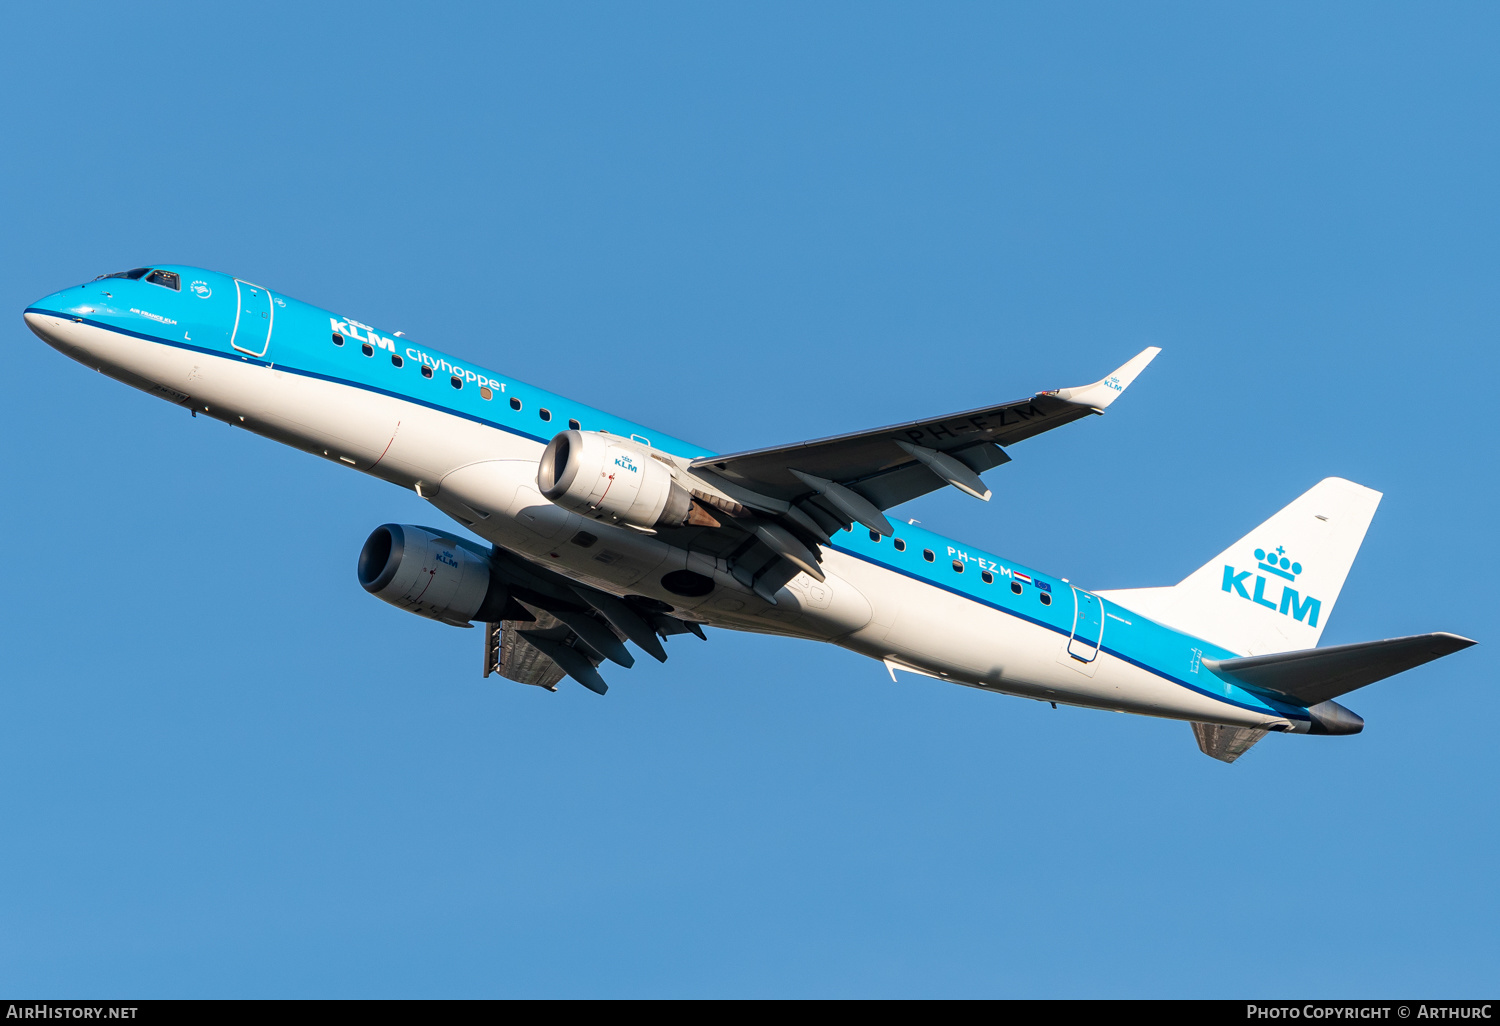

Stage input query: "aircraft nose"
[
  {"left": 23, "top": 308, "right": 51, "bottom": 337},
  {"left": 24, "top": 286, "right": 95, "bottom": 349},
  {"left": 26, "top": 285, "right": 94, "bottom": 319}
]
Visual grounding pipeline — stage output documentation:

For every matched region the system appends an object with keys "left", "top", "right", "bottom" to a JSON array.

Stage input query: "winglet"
[{"left": 1051, "top": 347, "right": 1161, "bottom": 410}]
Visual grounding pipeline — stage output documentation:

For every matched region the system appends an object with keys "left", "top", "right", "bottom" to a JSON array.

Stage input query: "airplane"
[{"left": 23, "top": 265, "right": 1475, "bottom": 763}]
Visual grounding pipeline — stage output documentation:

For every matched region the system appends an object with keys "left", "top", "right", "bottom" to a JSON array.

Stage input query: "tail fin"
[{"left": 1097, "top": 478, "right": 1382, "bottom": 656}]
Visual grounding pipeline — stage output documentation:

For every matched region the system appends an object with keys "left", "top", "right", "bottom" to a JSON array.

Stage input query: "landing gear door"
[
  {"left": 230, "top": 279, "right": 273, "bottom": 357},
  {"left": 1066, "top": 587, "right": 1103, "bottom": 663}
]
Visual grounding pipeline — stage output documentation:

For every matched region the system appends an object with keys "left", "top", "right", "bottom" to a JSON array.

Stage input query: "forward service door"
[{"left": 230, "top": 279, "right": 273, "bottom": 357}]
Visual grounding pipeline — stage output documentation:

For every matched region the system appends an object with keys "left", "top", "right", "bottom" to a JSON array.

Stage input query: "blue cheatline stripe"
[
  {"left": 828, "top": 541, "right": 1306, "bottom": 720},
  {"left": 29, "top": 309, "right": 555, "bottom": 446},
  {"left": 37, "top": 310, "right": 1302, "bottom": 722}
]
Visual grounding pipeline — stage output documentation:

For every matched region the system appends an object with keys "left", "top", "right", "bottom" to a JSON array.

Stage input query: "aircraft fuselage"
[{"left": 24, "top": 265, "right": 1321, "bottom": 734}]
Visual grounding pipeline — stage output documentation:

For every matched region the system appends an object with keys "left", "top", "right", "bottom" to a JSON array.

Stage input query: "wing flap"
[{"left": 488, "top": 612, "right": 568, "bottom": 691}]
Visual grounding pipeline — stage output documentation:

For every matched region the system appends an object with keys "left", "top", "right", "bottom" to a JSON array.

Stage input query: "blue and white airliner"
[{"left": 23, "top": 266, "right": 1475, "bottom": 762}]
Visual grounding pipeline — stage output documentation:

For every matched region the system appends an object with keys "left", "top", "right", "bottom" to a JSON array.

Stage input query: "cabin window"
[
  {"left": 361, "top": 343, "right": 374, "bottom": 357},
  {"left": 923, "top": 549, "right": 935, "bottom": 562},
  {"left": 450, "top": 375, "right": 462, "bottom": 389},
  {"left": 540, "top": 408, "right": 552, "bottom": 422},
  {"left": 1011, "top": 581, "right": 1023, "bottom": 595},
  {"left": 331, "top": 333, "right": 344, "bottom": 346},
  {"left": 145, "top": 269, "right": 180, "bottom": 291},
  {"left": 479, "top": 386, "right": 493, "bottom": 401},
  {"left": 869, "top": 530, "right": 881, "bottom": 542},
  {"left": 951, "top": 560, "right": 963, "bottom": 573},
  {"left": 893, "top": 538, "right": 906, "bottom": 552},
  {"left": 510, "top": 397, "right": 522, "bottom": 411},
  {"left": 391, "top": 354, "right": 403, "bottom": 368},
  {"left": 981, "top": 570, "right": 993, "bottom": 584},
  {"left": 568, "top": 419, "right": 581, "bottom": 430},
  {"left": 1040, "top": 592, "right": 1052, "bottom": 606},
  {"left": 420, "top": 365, "right": 433, "bottom": 379}
]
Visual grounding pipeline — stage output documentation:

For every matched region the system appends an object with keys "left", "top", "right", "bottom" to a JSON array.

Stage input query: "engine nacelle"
[
  {"left": 537, "top": 429, "right": 693, "bottom": 530},
  {"left": 357, "top": 524, "right": 512, "bottom": 626}
]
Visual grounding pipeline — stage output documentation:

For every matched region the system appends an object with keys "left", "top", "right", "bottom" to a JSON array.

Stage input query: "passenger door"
[
  {"left": 1066, "top": 587, "right": 1104, "bottom": 663},
  {"left": 230, "top": 279, "right": 273, "bottom": 357}
]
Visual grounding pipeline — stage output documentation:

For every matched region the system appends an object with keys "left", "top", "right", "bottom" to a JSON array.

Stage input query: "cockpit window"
[
  {"left": 145, "top": 269, "right": 180, "bottom": 291},
  {"left": 95, "top": 268, "right": 151, "bottom": 281}
]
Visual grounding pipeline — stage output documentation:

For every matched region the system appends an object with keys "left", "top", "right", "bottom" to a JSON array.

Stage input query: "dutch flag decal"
[{"left": 1013, "top": 571, "right": 1033, "bottom": 585}]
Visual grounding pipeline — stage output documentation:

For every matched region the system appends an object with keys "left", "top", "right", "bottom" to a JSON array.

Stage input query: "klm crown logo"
[
  {"left": 1222, "top": 544, "right": 1321, "bottom": 626},
  {"left": 1255, "top": 545, "right": 1302, "bottom": 581}
]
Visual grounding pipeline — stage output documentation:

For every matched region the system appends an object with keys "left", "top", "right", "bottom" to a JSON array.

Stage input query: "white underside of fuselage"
[{"left": 29, "top": 313, "right": 1286, "bottom": 730}]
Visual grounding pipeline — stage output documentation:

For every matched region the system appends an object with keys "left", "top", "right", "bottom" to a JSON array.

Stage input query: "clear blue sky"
[{"left": 1, "top": 2, "right": 1494, "bottom": 998}]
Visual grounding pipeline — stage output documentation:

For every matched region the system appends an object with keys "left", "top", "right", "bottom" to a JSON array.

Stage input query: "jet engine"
[
  {"left": 537, "top": 429, "right": 694, "bottom": 530},
  {"left": 357, "top": 524, "right": 514, "bottom": 626}
]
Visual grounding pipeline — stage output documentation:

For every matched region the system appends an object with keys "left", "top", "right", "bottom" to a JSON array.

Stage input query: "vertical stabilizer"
[{"left": 1098, "top": 478, "right": 1382, "bottom": 656}]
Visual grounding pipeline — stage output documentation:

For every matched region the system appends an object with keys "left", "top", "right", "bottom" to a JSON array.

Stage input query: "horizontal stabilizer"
[
  {"left": 1204, "top": 632, "right": 1476, "bottom": 707},
  {"left": 1191, "top": 722, "right": 1268, "bottom": 763}
]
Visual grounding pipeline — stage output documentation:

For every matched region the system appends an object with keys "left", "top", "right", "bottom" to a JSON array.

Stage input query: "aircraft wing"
[
  {"left": 482, "top": 547, "right": 707, "bottom": 695},
  {"left": 690, "top": 348, "right": 1159, "bottom": 519},
  {"left": 674, "top": 349, "right": 1159, "bottom": 596}
]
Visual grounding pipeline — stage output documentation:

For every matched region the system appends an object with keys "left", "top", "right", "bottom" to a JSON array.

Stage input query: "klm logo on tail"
[{"left": 1222, "top": 545, "right": 1321, "bottom": 626}]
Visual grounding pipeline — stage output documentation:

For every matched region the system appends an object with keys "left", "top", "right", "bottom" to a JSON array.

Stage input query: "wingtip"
[{"left": 1054, "top": 347, "right": 1162, "bottom": 410}]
